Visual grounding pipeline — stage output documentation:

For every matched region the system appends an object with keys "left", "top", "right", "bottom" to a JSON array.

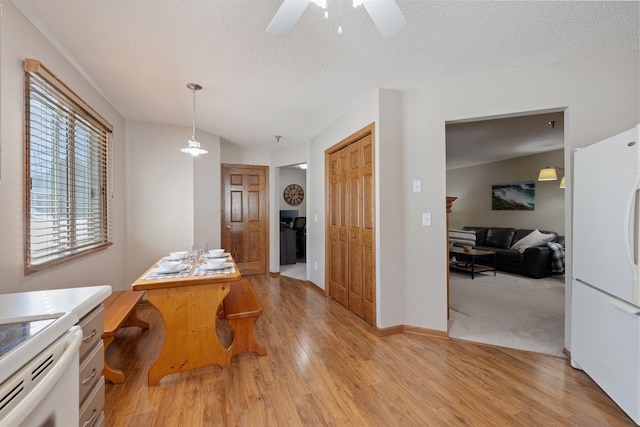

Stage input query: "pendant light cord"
[{"left": 191, "top": 86, "right": 197, "bottom": 140}]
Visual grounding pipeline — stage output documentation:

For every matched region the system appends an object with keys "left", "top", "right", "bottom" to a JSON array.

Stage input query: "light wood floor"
[{"left": 104, "top": 274, "right": 634, "bottom": 426}]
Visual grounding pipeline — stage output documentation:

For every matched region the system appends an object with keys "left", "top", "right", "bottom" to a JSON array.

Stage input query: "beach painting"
[{"left": 492, "top": 181, "right": 535, "bottom": 210}]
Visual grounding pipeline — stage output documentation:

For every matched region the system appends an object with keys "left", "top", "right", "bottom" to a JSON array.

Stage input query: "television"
[{"left": 279, "top": 210, "right": 298, "bottom": 226}]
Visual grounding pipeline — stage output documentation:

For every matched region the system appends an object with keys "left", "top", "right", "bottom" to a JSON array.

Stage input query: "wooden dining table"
[{"left": 131, "top": 257, "right": 241, "bottom": 385}]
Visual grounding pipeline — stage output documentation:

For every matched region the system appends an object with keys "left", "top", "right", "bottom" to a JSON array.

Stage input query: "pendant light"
[{"left": 181, "top": 83, "right": 208, "bottom": 157}]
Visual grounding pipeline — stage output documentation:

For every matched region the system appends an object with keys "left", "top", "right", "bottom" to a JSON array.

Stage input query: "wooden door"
[
  {"left": 359, "top": 135, "right": 375, "bottom": 325},
  {"left": 348, "top": 141, "right": 364, "bottom": 318},
  {"left": 326, "top": 124, "right": 375, "bottom": 326},
  {"left": 328, "top": 148, "right": 349, "bottom": 306},
  {"left": 221, "top": 164, "right": 269, "bottom": 275}
]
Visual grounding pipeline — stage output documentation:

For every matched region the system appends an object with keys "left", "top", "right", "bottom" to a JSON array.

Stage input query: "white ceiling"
[
  {"left": 446, "top": 111, "right": 565, "bottom": 170},
  {"left": 11, "top": 0, "right": 639, "bottom": 156}
]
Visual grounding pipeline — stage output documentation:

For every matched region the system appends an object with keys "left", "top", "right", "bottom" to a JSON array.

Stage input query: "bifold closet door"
[
  {"left": 327, "top": 130, "right": 375, "bottom": 325},
  {"left": 328, "top": 148, "right": 349, "bottom": 307}
]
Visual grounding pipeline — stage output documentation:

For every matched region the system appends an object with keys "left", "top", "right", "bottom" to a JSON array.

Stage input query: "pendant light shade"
[
  {"left": 537, "top": 167, "right": 558, "bottom": 181},
  {"left": 559, "top": 176, "right": 566, "bottom": 189},
  {"left": 181, "top": 83, "right": 208, "bottom": 157}
]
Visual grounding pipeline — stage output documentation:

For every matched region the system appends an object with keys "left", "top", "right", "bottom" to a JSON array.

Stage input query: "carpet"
[{"left": 448, "top": 270, "right": 565, "bottom": 357}]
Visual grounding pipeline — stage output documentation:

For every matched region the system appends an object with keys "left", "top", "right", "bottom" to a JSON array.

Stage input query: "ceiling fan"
[{"left": 267, "top": 0, "right": 406, "bottom": 38}]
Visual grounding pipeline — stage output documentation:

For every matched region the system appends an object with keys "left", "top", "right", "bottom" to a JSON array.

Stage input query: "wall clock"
[{"left": 283, "top": 184, "right": 304, "bottom": 205}]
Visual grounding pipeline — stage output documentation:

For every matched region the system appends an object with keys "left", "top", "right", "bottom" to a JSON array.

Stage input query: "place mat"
[
  {"left": 193, "top": 263, "right": 236, "bottom": 276},
  {"left": 142, "top": 264, "right": 192, "bottom": 280}
]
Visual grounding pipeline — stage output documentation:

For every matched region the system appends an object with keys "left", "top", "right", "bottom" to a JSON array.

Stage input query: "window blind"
[{"left": 24, "top": 59, "right": 113, "bottom": 273}]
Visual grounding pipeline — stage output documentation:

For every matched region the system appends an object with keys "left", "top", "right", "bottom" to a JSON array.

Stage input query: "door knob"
[{"left": 227, "top": 225, "right": 231, "bottom": 229}]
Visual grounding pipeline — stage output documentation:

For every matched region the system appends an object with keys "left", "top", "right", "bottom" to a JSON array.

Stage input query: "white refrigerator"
[{"left": 572, "top": 124, "right": 640, "bottom": 425}]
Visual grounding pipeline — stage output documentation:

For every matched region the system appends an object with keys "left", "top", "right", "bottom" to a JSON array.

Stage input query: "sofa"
[{"left": 449, "top": 226, "right": 565, "bottom": 279}]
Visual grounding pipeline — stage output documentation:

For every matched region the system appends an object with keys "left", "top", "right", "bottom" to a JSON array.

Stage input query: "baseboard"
[
  {"left": 403, "top": 325, "right": 449, "bottom": 339},
  {"left": 376, "top": 325, "right": 404, "bottom": 336},
  {"left": 269, "top": 271, "right": 280, "bottom": 277},
  {"left": 563, "top": 347, "right": 571, "bottom": 359},
  {"left": 376, "top": 324, "right": 449, "bottom": 339}
]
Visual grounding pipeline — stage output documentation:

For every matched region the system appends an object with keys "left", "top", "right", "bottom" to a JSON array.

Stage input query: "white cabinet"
[{"left": 78, "top": 305, "right": 106, "bottom": 427}]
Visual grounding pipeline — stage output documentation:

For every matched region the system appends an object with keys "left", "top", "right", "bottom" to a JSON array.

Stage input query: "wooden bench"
[
  {"left": 102, "top": 290, "right": 150, "bottom": 384},
  {"left": 224, "top": 279, "right": 267, "bottom": 357}
]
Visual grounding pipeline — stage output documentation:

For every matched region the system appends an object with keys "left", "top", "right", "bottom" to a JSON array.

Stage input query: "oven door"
[{"left": 0, "top": 325, "right": 82, "bottom": 426}]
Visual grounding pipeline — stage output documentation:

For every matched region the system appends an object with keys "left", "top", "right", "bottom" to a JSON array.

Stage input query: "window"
[{"left": 24, "top": 59, "right": 113, "bottom": 273}]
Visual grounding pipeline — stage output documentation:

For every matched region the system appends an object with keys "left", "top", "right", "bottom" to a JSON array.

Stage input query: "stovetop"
[{"left": 0, "top": 312, "right": 76, "bottom": 384}]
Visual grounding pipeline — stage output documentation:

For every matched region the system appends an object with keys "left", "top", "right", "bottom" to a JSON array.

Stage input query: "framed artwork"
[{"left": 492, "top": 181, "right": 535, "bottom": 210}]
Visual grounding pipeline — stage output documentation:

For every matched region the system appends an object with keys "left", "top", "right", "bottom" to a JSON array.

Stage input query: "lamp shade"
[
  {"left": 181, "top": 138, "right": 207, "bottom": 157},
  {"left": 538, "top": 167, "right": 558, "bottom": 181},
  {"left": 559, "top": 176, "right": 566, "bottom": 188}
]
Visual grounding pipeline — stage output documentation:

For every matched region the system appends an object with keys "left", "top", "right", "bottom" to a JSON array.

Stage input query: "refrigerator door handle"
[
  {"left": 610, "top": 297, "right": 640, "bottom": 315},
  {"left": 633, "top": 188, "right": 640, "bottom": 267}
]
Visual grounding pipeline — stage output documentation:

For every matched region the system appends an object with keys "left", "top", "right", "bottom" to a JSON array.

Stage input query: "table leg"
[{"left": 145, "top": 283, "right": 231, "bottom": 385}]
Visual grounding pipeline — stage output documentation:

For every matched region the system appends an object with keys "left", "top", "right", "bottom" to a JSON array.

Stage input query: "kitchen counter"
[{"left": 0, "top": 285, "right": 112, "bottom": 322}]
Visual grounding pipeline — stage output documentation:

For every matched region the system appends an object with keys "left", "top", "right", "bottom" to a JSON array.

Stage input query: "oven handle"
[{"left": 1, "top": 326, "right": 82, "bottom": 427}]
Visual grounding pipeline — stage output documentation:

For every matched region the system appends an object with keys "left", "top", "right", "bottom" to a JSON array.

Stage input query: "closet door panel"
[{"left": 361, "top": 135, "right": 375, "bottom": 324}]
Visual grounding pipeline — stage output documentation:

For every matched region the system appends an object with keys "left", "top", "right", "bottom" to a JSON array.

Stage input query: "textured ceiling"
[
  {"left": 446, "top": 112, "right": 565, "bottom": 170},
  {"left": 11, "top": 0, "right": 639, "bottom": 156}
]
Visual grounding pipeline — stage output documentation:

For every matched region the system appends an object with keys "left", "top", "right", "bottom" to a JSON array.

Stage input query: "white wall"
[
  {"left": 220, "top": 139, "right": 269, "bottom": 165},
  {"left": 447, "top": 150, "right": 565, "bottom": 234},
  {"left": 0, "top": 1, "right": 127, "bottom": 293},
  {"left": 125, "top": 121, "right": 221, "bottom": 285},
  {"left": 401, "top": 50, "right": 639, "bottom": 347}
]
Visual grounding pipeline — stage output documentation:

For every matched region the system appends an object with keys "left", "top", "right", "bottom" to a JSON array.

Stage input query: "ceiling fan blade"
[
  {"left": 267, "top": 0, "right": 310, "bottom": 37},
  {"left": 362, "top": 0, "right": 406, "bottom": 38}
]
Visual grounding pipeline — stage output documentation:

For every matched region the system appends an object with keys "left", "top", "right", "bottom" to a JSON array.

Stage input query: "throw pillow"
[
  {"left": 449, "top": 229, "right": 476, "bottom": 246},
  {"left": 511, "top": 229, "right": 556, "bottom": 253}
]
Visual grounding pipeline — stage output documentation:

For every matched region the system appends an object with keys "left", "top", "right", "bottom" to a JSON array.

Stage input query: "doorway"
[
  {"left": 278, "top": 163, "right": 307, "bottom": 281},
  {"left": 221, "top": 164, "right": 269, "bottom": 275},
  {"left": 445, "top": 111, "right": 566, "bottom": 356}
]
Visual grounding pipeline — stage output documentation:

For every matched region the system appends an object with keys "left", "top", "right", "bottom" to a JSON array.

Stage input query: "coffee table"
[{"left": 449, "top": 247, "right": 497, "bottom": 279}]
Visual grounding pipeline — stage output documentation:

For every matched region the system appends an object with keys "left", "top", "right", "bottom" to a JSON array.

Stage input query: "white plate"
[
  {"left": 205, "top": 249, "right": 225, "bottom": 257},
  {"left": 169, "top": 251, "right": 189, "bottom": 259},
  {"left": 204, "top": 252, "right": 230, "bottom": 259},
  {"left": 156, "top": 264, "right": 187, "bottom": 274},
  {"left": 159, "top": 260, "right": 181, "bottom": 267},
  {"left": 199, "top": 263, "right": 230, "bottom": 271}
]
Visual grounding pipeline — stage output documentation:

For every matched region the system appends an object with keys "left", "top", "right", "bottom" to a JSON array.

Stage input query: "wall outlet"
[
  {"left": 413, "top": 180, "right": 422, "bottom": 192},
  {"left": 422, "top": 212, "right": 431, "bottom": 226}
]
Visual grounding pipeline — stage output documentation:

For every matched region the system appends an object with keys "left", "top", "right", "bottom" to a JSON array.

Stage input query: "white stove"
[
  {"left": 0, "top": 312, "right": 76, "bottom": 384},
  {"left": 0, "top": 286, "right": 110, "bottom": 426}
]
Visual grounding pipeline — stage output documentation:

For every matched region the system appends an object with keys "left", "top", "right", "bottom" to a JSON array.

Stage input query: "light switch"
[
  {"left": 422, "top": 212, "right": 431, "bottom": 226},
  {"left": 413, "top": 180, "right": 422, "bottom": 192}
]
